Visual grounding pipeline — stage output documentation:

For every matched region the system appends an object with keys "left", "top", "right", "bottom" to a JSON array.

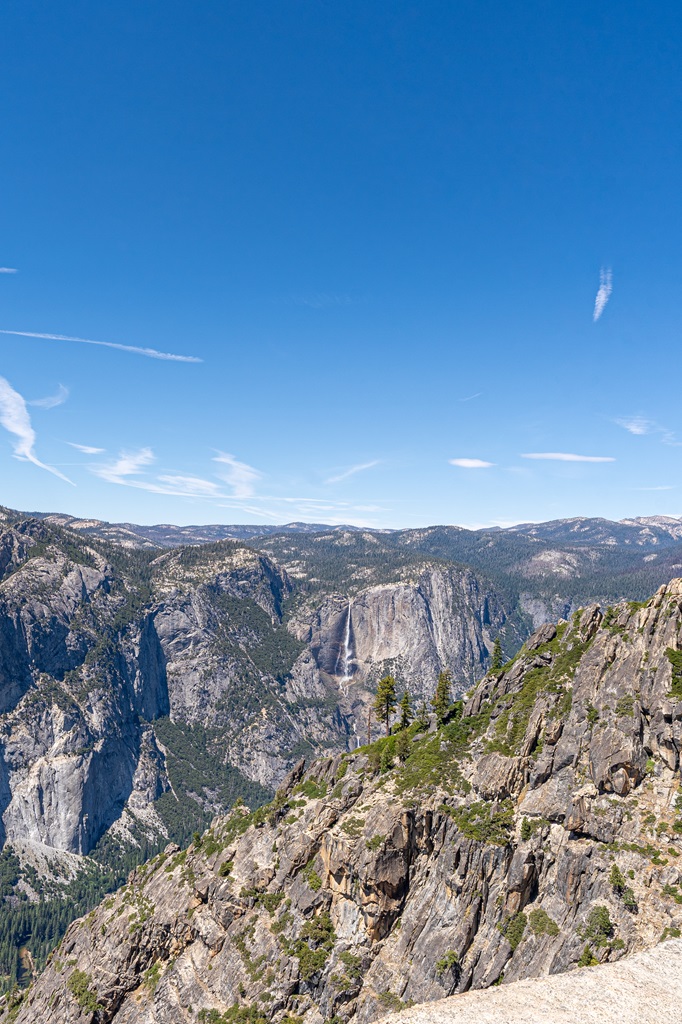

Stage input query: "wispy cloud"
[
  {"left": 458, "top": 392, "right": 482, "bottom": 402},
  {"left": 93, "top": 448, "right": 156, "bottom": 484},
  {"left": 593, "top": 267, "right": 613, "bottom": 322},
  {"left": 68, "top": 442, "right": 106, "bottom": 455},
  {"left": 449, "top": 458, "right": 494, "bottom": 468},
  {"left": 614, "top": 415, "right": 680, "bottom": 447},
  {"left": 92, "top": 450, "right": 228, "bottom": 498},
  {"left": 0, "top": 329, "right": 201, "bottom": 363},
  {"left": 325, "top": 460, "right": 380, "bottom": 484},
  {"left": 0, "top": 268, "right": 17, "bottom": 274},
  {"left": 156, "top": 474, "right": 223, "bottom": 497},
  {"left": 635, "top": 485, "right": 674, "bottom": 491},
  {"left": 213, "top": 451, "right": 262, "bottom": 497},
  {"left": 29, "top": 383, "right": 69, "bottom": 409},
  {"left": 615, "top": 416, "right": 652, "bottom": 436},
  {"left": 522, "top": 452, "right": 615, "bottom": 463},
  {"left": 0, "top": 375, "right": 73, "bottom": 483}
]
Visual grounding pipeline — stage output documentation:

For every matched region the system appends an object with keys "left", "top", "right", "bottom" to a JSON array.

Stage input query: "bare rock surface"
[{"left": 389, "top": 939, "right": 682, "bottom": 1024}]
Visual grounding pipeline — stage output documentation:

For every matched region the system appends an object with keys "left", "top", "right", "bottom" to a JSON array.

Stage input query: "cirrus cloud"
[
  {"left": 326, "top": 460, "right": 380, "bottom": 484},
  {"left": 0, "top": 328, "right": 201, "bottom": 363},
  {"left": 68, "top": 442, "right": 106, "bottom": 455},
  {"left": 522, "top": 452, "right": 615, "bottom": 463},
  {"left": 29, "top": 383, "right": 69, "bottom": 409},
  {"left": 0, "top": 375, "right": 73, "bottom": 483},
  {"left": 213, "top": 451, "right": 262, "bottom": 498},
  {"left": 593, "top": 267, "right": 613, "bottom": 322}
]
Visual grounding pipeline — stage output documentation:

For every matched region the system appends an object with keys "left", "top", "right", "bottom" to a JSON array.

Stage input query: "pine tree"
[
  {"left": 431, "top": 670, "right": 452, "bottom": 725},
  {"left": 396, "top": 729, "right": 410, "bottom": 762},
  {"left": 415, "top": 701, "right": 429, "bottom": 730},
  {"left": 491, "top": 636, "right": 503, "bottom": 672},
  {"left": 373, "top": 675, "right": 397, "bottom": 737},
  {"left": 398, "top": 690, "right": 412, "bottom": 730},
  {"left": 609, "top": 863, "right": 626, "bottom": 893}
]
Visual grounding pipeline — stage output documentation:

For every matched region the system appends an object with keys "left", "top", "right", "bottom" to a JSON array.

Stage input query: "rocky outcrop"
[
  {"left": 389, "top": 939, "right": 682, "bottom": 1024},
  {"left": 11, "top": 580, "right": 682, "bottom": 1022}
]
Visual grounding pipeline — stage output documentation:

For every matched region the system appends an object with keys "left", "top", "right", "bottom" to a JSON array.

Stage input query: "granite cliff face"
[
  {"left": 11, "top": 580, "right": 682, "bottom": 1023},
  {"left": 0, "top": 515, "right": 508, "bottom": 861}
]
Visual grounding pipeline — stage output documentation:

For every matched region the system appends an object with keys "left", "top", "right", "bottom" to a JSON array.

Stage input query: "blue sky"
[{"left": 0, "top": 1, "right": 681, "bottom": 528}]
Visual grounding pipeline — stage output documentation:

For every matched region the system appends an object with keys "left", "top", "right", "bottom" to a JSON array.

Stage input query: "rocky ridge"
[{"left": 10, "top": 579, "right": 682, "bottom": 1023}]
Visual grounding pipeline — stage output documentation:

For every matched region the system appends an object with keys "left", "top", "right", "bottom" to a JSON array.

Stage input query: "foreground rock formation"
[
  {"left": 391, "top": 938, "right": 682, "bottom": 1024},
  {"left": 8, "top": 580, "right": 682, "bottom": 1022}
]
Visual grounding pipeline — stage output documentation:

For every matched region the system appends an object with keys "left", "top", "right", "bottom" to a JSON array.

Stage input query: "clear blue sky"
[{"left": 0, "top": 1, "right": 680, "bottom": 528}]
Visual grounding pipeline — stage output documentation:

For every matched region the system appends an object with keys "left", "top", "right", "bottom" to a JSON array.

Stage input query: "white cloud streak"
[
  {"left": 29, "top": 384, "right": 69, "bottom": 409},
  {"left": 458, "top": 392, "right": 482, "bottom": 402},
  {"left": 522, "top": 452, "right": 615, "bottom": 463},
  {"left": 615, "top": 416, "right": 652, "bottom": 435},
  {"left": 325, "top": 460, "right": 380, "bottom": 484},
  {"left": 0, "top": 268, "right": 17, "bottom": 274},
  {"left": 0, "top": 329, "right": 201, "bottom": 363},
  {"left": 449, "top": 458, "right": 495, "bottom": 468},
  {"left": 0, "top": 376, "right": 73, "bottom": 483},
  {"left": 68, "top": 442, "right": 106, "bottom": 454},
  {"left": 213, "top": 451, "right": 263, "bottom": 498},
  {"left": 593, "top": 267, "right": 613, "bottom": 322},
  {"left": 614, "top": 415, "right": 680, "bottom": 447},
  {"left": 92, "top": 448, "right": 156, "bottom": 485}
]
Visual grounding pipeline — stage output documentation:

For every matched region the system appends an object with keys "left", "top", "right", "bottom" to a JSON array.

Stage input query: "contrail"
[
  {"left": 593, "top": 267, "right": 612, "bottom": 322},
  {"left": 0, "top": 329, "right": 202, "bottom": 363}
]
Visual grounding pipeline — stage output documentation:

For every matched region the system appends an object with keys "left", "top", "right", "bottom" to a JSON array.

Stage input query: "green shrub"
[
  {"left": 67, "top": 969, "right": 101, "bottom": 1012},
  {"left": 528, "top": 907, "right": 559, "bottom": 937},
  {"left": 500, "top": 912, "right": 527, "bottom": 950},
  {"left": 609, "top": 863, "right": 626, "bottom": 893},
  {"left": 666, "top": 648, "right": 682, "bottom": 699},
  {"left": 615, "top": 695, "right": 634, "bottom": 717},
  {"left": 295, "top": 779, "right": 328, "bottom": 800},
  {"left": 451, "top": 800, "right": 514, "bottom": 846},
  {"left": 577, "top": 943, "right": 599, "bottom": 967},
  {"left": 339, "top": 951, "right": 363, "bottom": 980},
  {"left": 580, "top": 906, "right": 613, "bottom": 948},
  {"left": 293, "top": 912, "right": 336, "bottom": 980},
  {"left": 303, "top": 861, "right": 323, "bottom": 892},
  {"left": 435, "top": 950, "right": 459, "bottom": 977}
]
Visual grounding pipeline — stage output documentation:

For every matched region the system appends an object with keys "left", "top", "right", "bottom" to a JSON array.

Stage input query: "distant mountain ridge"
[{"left": 14, "top": 508, "right": 682, "bottom": 549}]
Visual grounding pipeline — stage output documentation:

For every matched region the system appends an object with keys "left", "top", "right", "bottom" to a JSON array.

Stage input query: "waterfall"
[
  {"left": 334, "top": 599, "right": 359, "bottom": 747},
  {"left": 341, "top": 598, "right": 353, "bottom": 681},
  {"left": 334, "top": 599, "right": 354, "bottom": 682}
]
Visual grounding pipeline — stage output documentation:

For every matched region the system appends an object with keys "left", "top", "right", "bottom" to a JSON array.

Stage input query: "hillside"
[{"left": 8, "top": 579, "right": 682, "bottom": 1022}]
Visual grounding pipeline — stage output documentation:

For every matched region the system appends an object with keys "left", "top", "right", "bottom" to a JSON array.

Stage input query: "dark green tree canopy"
[
  {"left": 431, "top": 670, "right": 452, "bottom": 725},
  {"left": 398, "top": 690, "right": 412, "bottom": 730},
  {"left": 373, "top": 675, "right": 397, "bottom": 736}
]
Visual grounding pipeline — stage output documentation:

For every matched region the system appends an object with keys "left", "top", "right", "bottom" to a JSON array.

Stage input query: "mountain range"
[{"left": 2, "top": 504, "right": 682, "bottom": 1007}]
